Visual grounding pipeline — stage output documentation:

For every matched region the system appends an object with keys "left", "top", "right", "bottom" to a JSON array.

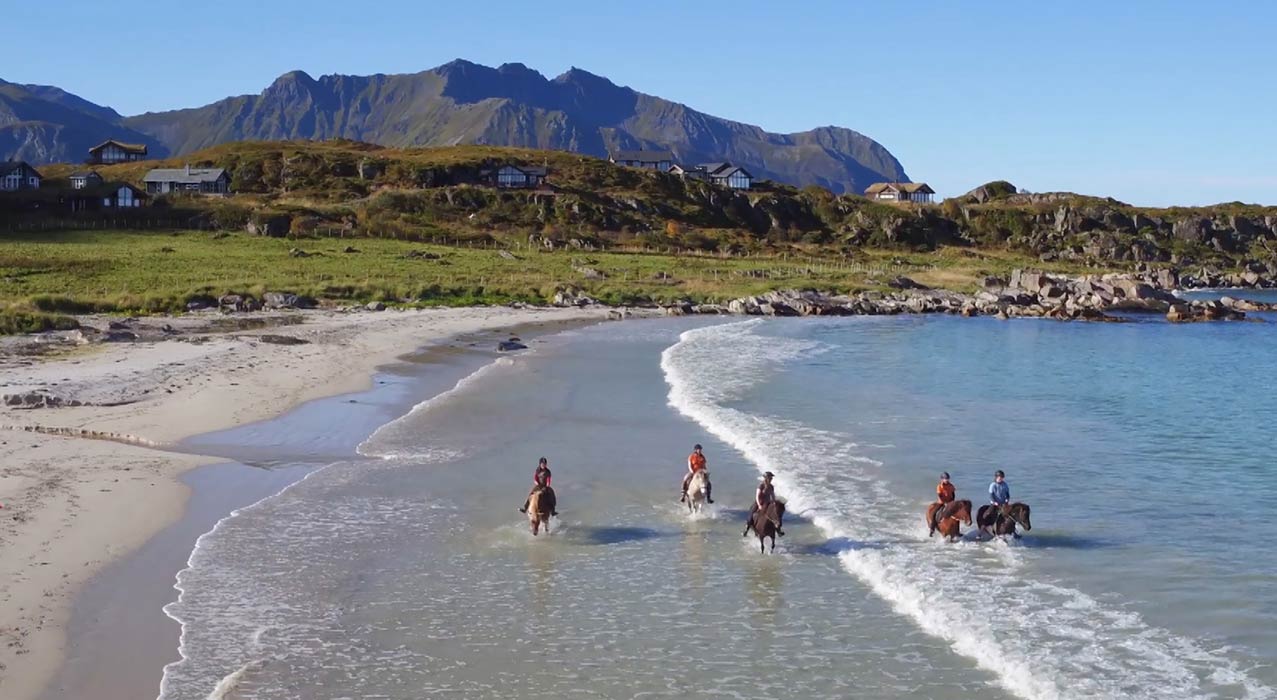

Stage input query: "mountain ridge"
[
  {"left": 0, "top": 78, "right": 161, "bottom": 164},
  {"left": 3, "top": 60, "right": 908, "bottom": 193}
]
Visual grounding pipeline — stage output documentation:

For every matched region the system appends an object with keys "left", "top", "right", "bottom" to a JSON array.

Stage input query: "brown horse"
[
  {"left": 527, "top": 486, "right": 556, "bottom": 536},
  {"left": 976, "top": 502, "right": 1031, "bottom": 539},
  {"left": 926, "top": 499, "right": 973, "bottom": 542},
  {"left": 743, "top": 501, "right": 786, "bottom": 553}
]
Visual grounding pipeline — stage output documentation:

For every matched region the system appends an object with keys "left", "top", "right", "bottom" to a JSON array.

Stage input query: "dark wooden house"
[
  {"left": 88, "top": 139, "right": 148, "bottom": 164},
  {"left": 0, "top": 161, "right": 42, "bottom": 191},
  {"left": 482, "top": 164, "right": 548, "bottom": 189},
  {"left": 609, "top": 150, "right": 675, "bottom": 170}
]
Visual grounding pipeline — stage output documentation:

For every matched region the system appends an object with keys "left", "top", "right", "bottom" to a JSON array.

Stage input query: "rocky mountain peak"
[{"left": 5, "top": 59, "right": 909, "bottom": 193}]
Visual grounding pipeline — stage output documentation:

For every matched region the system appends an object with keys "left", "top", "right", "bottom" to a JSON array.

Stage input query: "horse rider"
[
  {"left": 747, "top": 471, "right": 783, "bottom": 536},
  {"left": 519, "top": 457, "right": 558, "bottom": 516},
  {"left": 931, "top": 471, "right": 956, "bottom": 533},
  {"left": 988, "top": 469, "right": 1010, "bottom": 526},
  {"left": 679, "top": 443, "right": 712, "bottom": 504}
]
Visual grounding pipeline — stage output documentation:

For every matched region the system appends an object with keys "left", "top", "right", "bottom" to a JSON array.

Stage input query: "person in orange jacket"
[
  {"left": 930, "top": 471, "right": 957, "bottom": 534},
  {"left": 679, "top": 444, "right": 712, "bottom": 504}
]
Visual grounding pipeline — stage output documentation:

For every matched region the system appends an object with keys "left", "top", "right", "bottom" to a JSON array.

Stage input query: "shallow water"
[{"left": 160, "top": 316, "right": 1276, "bottom": 700}]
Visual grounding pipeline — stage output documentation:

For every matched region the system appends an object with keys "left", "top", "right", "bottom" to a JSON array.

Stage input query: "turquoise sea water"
[{"left": 158, "top": 314, "right": 1276, "bottom": 700}]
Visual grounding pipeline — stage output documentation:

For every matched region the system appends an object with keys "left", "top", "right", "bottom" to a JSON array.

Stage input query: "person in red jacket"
[{"left": 519, "top": 457, "right": 557, "bottom": 515}]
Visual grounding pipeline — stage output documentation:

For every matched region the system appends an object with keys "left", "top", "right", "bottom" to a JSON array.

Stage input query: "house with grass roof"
[
  {"left": 88, "top": 139, "right": 148, "bottom": 164},
  {"left": 865, "top": 182, "right": 935, "bottom": 203},
  {"left": 609, "top": 149, "right": 675, "bottom": 170}
]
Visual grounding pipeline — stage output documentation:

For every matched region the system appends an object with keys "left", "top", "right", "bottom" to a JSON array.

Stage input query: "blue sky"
[{"left": 7, "top": 1, "right": 1276, "bottom": 206}]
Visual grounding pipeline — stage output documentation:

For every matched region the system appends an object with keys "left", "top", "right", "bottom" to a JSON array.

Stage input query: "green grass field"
[{"left": 0, "top": 229, "right": 1102, "bottom": 320}]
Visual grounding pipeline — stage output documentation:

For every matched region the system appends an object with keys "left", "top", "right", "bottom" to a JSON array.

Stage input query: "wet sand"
[{"left": 0, "top": 306, "right": 620, "bottom": 700}]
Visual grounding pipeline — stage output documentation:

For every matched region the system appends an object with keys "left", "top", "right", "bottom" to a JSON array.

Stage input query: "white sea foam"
[
  {"left": 661, "top": 320, "right": 1273, "bottom": 700},
  {"left": 158, "top": 352, "right": 524, "bottom": 700}
]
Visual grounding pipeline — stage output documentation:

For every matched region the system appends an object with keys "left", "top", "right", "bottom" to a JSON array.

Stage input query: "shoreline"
[{"left": 0, "top": 306, "right": 621, "bottom": 700}]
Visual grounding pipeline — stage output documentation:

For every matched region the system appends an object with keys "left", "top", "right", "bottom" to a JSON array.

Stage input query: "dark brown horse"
[
  {"left": 527, "top": 486, "right": 556, "bottom": 536},
  {"left": 976, "top": 502, "right": 1031, "bottom": 538},
  {"left": 743, "top": 501, "right": 786, "bottom": 553},
  {"left": 926, "top": 499, "right": 973, "bottom": 542}
]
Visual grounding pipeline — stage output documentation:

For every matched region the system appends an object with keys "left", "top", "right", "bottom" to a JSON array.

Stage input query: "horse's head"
[
  {"left": 767, "top": 500, "right": 786, "bottom": 526},
  {"left": 955, "top": 499, "right": 973, "bottom": 525},
  {"left": 1011, "top": 503, "right": 1031, "bottom": 531}
]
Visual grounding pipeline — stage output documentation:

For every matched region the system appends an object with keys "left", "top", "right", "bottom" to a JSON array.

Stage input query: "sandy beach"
[{"left": 0, "top": 305, "right": 615, "bottom": 700}]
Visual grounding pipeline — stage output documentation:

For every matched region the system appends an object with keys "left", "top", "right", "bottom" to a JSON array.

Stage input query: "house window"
[
  {"left": 497, "top": 168, "right": 527, "bottom": 187},
  {"left": 118, "top": 188, "right": 135, "bottom": 207},
  {"left": 728, "top": 173, "right": 750, "bottom": 189}
]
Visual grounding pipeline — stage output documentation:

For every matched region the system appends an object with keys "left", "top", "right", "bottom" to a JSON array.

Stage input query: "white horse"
[{"left": 686, "top": 470, "right": 711, "bottom": 513}]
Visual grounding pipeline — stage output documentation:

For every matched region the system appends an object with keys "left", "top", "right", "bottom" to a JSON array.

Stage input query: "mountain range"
[{"left": 1, "top": 60, "right": 909, "bottom": 193}]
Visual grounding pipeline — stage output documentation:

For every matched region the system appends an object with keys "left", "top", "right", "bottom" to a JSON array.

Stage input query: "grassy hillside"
[
  {"left": 3, "top": 141, "right": 1275, "bottom": 324},
  {"left": 0, "top": 229, "right": 1064, "bottom": 314}
]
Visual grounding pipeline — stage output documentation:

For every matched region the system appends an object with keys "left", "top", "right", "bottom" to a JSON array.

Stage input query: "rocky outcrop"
[
  {"left": 694, "top": 267, "right": 1271, "bottom": 323},
  {"left": 262, "top": 292, "right": 317, "bottom": 309},
  {"left": 3, "top": 391, "right": 85, "bottom": 409},
  {"left": 218, "top": 293, "right": 261, "bottom": 312},
  {"left": 552, "top": 287, "right": 598, "bottom": 307},
  {"left": 256, "top": 334, "right": 310, "bottom": 345},
  {"left": 1166, "top": 300, "right": 1247, "bottom": 323}
]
